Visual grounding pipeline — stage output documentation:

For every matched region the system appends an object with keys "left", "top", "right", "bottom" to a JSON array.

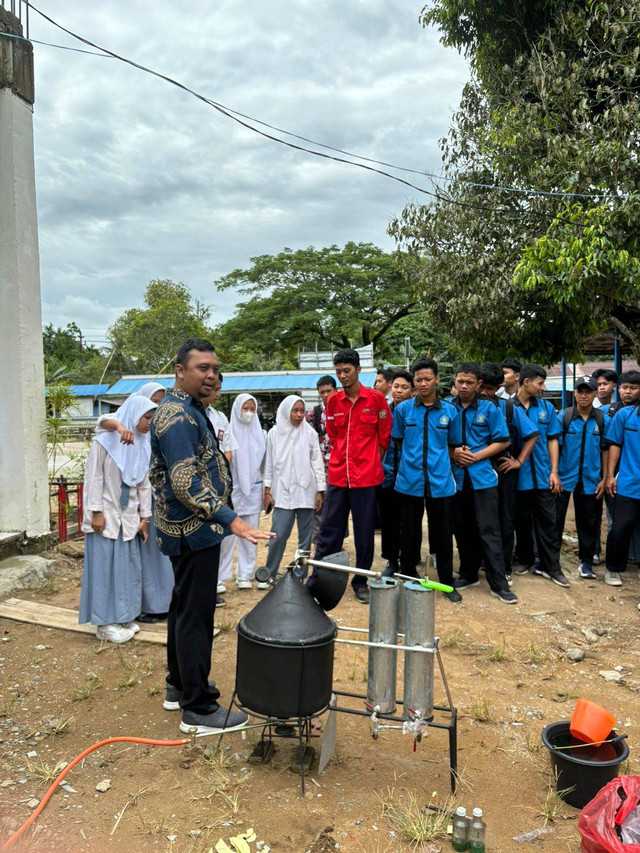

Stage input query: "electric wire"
[
  {"left": 11, "top": 5, "right": 621, "bottom": 214},
  {"left": 0, "top": 26, "right": 617, "bottom": 201}
]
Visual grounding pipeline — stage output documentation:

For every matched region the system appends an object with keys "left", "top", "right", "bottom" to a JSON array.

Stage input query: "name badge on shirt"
[{"left": 217, "top": 429, "right": 224, "bottom": 442}]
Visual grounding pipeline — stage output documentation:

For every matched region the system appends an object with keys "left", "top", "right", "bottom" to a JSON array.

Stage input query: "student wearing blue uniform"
[
  {"left": 479, "top": 364, "right": 540, "bottom": 581},
  {"left": 592, "top": 369, "right": 618, "bottom": 412},
  {"left": 512, "top": 364, "right": 570, "bottom": 588},
  {"left": 378, "top": 370, "right": 414, "bottom": 575},
  {"left": 604, "top": 370, "right": 640, "bottom": 586},
  {"left": 449, "top": 363, "right": 518, "bottom": 604},
  {"left": 392, "top": 358, "right": 462, "bottom": 603},
  {"left": 555, "top": 377, "right": 607, "bottom": 580}
]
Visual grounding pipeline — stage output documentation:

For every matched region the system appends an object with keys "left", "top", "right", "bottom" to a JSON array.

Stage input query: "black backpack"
[{"left": 562, "top": 406, "right": 605, "bottom": 435}]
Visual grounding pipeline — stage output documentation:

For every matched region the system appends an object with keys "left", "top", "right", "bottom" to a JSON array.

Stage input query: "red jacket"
[{"left": 325, "top": 385, "right": 392, "bottom": 488}]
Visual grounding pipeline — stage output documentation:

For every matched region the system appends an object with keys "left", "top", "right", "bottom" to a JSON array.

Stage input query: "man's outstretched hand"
[{"left": 230, "top": 516, "right": 276, "bottom": 545}]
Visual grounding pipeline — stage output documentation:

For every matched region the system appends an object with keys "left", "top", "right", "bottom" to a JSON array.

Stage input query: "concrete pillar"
[{"left": 0, "top": 8, "right": 50, "bottom": 545}]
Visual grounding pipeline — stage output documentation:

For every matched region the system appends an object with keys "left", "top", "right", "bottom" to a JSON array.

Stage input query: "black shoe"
[
  {"left": 453, "top": 578, "right": 480, "bottom": 589},
  {"left": 137, "top": 612, "right": 168, "bottom": 623},
  {"left": 381, "top": 561, "right": 399, "bottom": 578},
  {"left": 164, "top": 679, "right": 217, "bottom": 711},
  {"left": 542, "top": 570, "right": 570, "bottom": 588},
  {"left": 490, "top": 589, "right": 519, "bottom": 605},
  {"left": 179, "top": 706, "right": 248, "bottom": 735},
  {"left": 512, "top": 564, "right": 532, "bottom": 575},
  {"left": 216, "top": 594, "right": 226, "bottom": 607},
  {"left": 354, "top": 587, "right": 370, "bottom": 604},
  {"left": 444, "top": 589, "right": 462, "bottom": 603}
]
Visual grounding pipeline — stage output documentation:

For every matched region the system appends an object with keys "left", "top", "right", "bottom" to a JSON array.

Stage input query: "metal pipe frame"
[{"left": 335, "top": 638, "right": 436, "bottom": 653}]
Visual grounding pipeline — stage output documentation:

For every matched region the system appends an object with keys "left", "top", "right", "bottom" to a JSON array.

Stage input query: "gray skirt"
[
  {"left": 79, "top": 531, "right": 142, "bottom": 626},
  {"left": 140, "top": 515, "right": 174, "bottom": 614}
]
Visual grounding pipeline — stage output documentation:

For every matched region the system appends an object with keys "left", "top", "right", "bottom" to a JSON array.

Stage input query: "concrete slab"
[{"left": 0, "top": 554, "right": 54, "bottom": 599}]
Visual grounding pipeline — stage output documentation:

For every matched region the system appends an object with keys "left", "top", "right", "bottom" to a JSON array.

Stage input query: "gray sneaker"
[
  {"left": 490, "top": 589, "right": 519, "bottom": 605},
  {"left": 542, "top": 570, "right": 570, "bottom": 588},
  {"left": 164, "top": 679, "right": 217, "bottom": 711},
  {"left": 604, "top": 569, "right": 622, "bottom": 587},
  {"left": 179, "top": 706, "right": 248, "bottom": 735}
]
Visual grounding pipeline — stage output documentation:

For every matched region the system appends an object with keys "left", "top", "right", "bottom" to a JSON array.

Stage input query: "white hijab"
[
  {"left": 137, "top": 381, "right": 166, "bottom": 400},
  {"left": 95, "top": 395, "right": 157, "bottom": 486},
  {"left": 230, "top": 393, "right": 266, "bottom": 496},
  {"left": 271, "top": 395, "right": 315, "bottom": 490}
]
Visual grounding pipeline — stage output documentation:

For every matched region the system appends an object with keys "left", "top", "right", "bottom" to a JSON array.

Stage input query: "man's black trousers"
[
  {"left": 378, "top": 484, "right": 401, "bottom": 566},
  {"left": 515, "top": 489, "right": 561, "bottom": 574},
  {"left": 453, "top": 479, "right": 509, "bottom": 592},
  {"left": 313, "top": 484, "right": 377, "bottom": 589},
  {"left": 399, "top": 493, "right": 454, "bottom": 586},
  {"left": 497, "top": 468, "right": 517, "bottom": 572},
  {"left": 168, "top": 540, "right": 221, "bottom": 714},
  {"left": 555, "top": 484, "right": 601, "bottom": 563},
  {"left": 605, "top": 495, "right": 640, "bottom": 573}
]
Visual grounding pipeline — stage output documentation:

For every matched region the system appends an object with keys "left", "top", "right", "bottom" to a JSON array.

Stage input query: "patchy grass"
[
  {"left": 538, "top": 780, "right": 574, "bottom": 823},
  {"left": 470, "top": 698, "right": 493, "bottom": 723},
  {"left": 527, "top": 641, "right": 547, "bottom": 665},
  {"left": 71, "top": 675, "right": 101, "bottom": 702},
  {"left": 525, "top": 731, "right": 542, "bottom": 753},
  {"left": 379, "top": 787, "right": 452, "bottom": 844},
  {"left": 26, "top": 758, "right": 67, "bottom": 786},
  {"left": 442, "top": 628, "right": 466, "bottom": 648},
  {"left": 487, "top": 634, "right": 508, "bottom": 662}
]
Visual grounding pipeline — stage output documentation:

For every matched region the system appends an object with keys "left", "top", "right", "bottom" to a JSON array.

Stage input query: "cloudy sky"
[{"left": 29, "top": 0, "right": 468, "bottom": 348}]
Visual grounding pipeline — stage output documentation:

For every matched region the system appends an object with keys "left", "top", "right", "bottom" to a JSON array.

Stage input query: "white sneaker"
[
  {"left": 256, "top": 582, "right": 270, "bottom": 590},
  {"left": 236, "top": 579, "right": 252, "bottom": 590},
  {"left": 216, "top": 582, "right": 227, "bottom": 594},
  {"left": 96, "top": 624, "right": 135, "bottom": 644},
  {"left": 124, "top": 621, "right": 140, "bottom": 634},
  {"left": 604, "top": 569, "right": 622, "bottom": 587}
]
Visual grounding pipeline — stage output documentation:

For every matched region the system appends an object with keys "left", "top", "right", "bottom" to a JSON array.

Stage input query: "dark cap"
[{"left": 575, "top": 376, "right": 598, "bottom": 392}]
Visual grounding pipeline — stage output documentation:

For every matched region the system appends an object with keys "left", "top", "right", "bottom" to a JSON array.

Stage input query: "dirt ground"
[{"left": 1, "top": 514, "right": 639, "bottom": 853}]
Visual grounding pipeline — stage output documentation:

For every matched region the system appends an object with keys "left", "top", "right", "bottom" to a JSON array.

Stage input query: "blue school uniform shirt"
[
  {"left": 492, "top": 397, "right": 540, "bottom": 458},
  {"left": 603, "top": 405, "right": 640, "bottom": 499},
  {"left": 381, "top": 404, "right": 399, "bottom": 488},
  {"left": 513, "top": 397, "right": 561, "bottom": 491},
  {"left": 449, "top": 395, "right": 510, "bottom": 491},
  {"left": 558, "top": 408, "right": 608, "bottom": 494},
  {"left": 392, "top": 398, "right": 459, "bottom": 499}
]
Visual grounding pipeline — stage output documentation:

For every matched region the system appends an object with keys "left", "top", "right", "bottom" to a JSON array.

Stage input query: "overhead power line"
[{"left": 9, "top": 5, "right": 620, "bottom": 209}]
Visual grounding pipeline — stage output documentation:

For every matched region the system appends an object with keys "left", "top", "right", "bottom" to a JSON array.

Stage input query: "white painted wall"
[{"left": 0, "top": 88, "right": 50, "bottom": 538}]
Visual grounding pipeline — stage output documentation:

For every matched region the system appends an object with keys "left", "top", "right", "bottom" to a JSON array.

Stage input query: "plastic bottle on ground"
[
  {"left": 468, "top": 807, "right": 486, "bottom": 853},
  {"left": 451, "top": 805, "right": 469, "bottom": 851}
]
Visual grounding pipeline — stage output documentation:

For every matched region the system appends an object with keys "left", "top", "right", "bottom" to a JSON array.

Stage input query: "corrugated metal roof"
[
  {"left": 46, "top": 384, "right": 111, "bottom": 397},
  {"left": 104, "top": 372, "right": 378, "bottom": 396}
]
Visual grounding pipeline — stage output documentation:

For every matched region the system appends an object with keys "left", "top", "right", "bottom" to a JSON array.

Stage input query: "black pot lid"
[{"left": 238, "top": 571, "right": 336, "bottom": 646}]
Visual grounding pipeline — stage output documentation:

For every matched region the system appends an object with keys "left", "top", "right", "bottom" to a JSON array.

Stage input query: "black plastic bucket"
[{"left": 541, "top": 721, "right": 629, "bottom": 808}]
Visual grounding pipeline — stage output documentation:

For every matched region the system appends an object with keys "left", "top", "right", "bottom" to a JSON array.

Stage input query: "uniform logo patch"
[
  {"left": 594, "top": 425, "right": 600, "bottom": 433},
  {"left": 539, "top": 411, "right": 547, "bottom": 421},
  {"left": 379, "top": 410, "right": 387, "bottom": 418},
  {"left": 476, "top": 414, "right": 486, "bottom": 423},
  {"left": 440, "top": 415, "right": 449, "bottom": 426}
]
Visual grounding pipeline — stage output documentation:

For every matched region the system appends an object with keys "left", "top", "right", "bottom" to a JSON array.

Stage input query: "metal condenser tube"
[
  {"left": 366, "top": 577, "right": 399, "bottom": 714},
  {"left": 403, "top": 581, "right": 435, "bottom": 720}
]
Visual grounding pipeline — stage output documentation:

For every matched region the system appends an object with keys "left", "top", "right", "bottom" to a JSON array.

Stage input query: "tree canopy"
[
  {"left": 391, "top": 0, "right": 640, "bottom": 364},
  {"left": 43, "top": 322, "right": 104, "bottom": 383},
  {"left": 108, "top": 279, "right": 213, "bottom": 374},
  {"left": 213, "top": 243, "right": 421, "bottom": 369}
]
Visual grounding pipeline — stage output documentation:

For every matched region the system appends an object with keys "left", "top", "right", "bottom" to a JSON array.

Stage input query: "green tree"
[
  {"left": 214, "top": 243, "right": 420, "bottom": 368},
  {"left": 391, "top": 0, "right": 640, "bottom": 364},
  {"left": 108, "top": 280, "right": 213, "bottom": 374},
  {"left": 43, "top": 323, "right": 103, "bottom": 383}
]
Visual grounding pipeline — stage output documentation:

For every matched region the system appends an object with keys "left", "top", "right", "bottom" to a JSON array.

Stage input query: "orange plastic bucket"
[{"left": 570, "top": 698, "right": 616, "bottom": 745}]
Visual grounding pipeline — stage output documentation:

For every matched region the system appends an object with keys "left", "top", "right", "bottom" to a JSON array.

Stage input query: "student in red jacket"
[{"left": 311, "top": 348, "right": 391, "bottom": 603}]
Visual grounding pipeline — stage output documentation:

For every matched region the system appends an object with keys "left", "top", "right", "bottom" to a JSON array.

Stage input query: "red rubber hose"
[{"left": 1, "top": 736, "right": 190, "bottom": 850}]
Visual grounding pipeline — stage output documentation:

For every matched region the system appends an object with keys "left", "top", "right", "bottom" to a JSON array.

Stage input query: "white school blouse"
[
  {"left": 81, "top": 442, "right": 153, "bottom": 541},
  {"left": 207, "top": 407, "right": 238, "bottom": 455},
  {"left": 263, "top": 429, "right": 326, "bottom": 510}
]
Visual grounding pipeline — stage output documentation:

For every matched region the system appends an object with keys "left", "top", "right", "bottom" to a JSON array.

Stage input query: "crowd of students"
[{"left": 76, "top": 337, "right": 640, "bottom": 734}]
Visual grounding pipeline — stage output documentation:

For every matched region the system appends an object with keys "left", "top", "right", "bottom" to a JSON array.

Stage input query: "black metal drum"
[{"left": 236, "top": 571, "right": 336, "bottom": 719}]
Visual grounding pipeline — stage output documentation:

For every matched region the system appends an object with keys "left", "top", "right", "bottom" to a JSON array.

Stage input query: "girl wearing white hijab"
[
  {"left": 262, "top": 395, "right": 325, "bottom": 582},
  {"left": 228, "top": 394, "right": 267, "bottom": 589},
  {"left": 95, "top": 386, "right": 175, "bottom": 622},
  {"left": 80, "top": 395, "right": 156, "bottom": 643}
]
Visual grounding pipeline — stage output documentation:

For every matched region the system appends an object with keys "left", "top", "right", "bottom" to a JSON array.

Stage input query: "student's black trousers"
[
  {"left": 515, "top": 489, "right": 561, "bottom": 574},
  {"left": 497, "top": 468, "right": 517, "bottom": 572},
  {"left": 605, "top": 495, "right": 640, "bottom": 573},
  {"left": 555, "top": 484, "right": 601, "bottom": 563},
  {"left": 313, "top": 484, "right": 377, "bottom": 590},
  {"left": 377, "top": 484, "right": 401, "bottom": 566},
  {"left": 453, "top": 479, "right": 509, "bottom": 592},
  {"left": 399, "top": 493, "right": 455, "bottom": 585},
  {"left": 168, "top": 540, "right": 221, "bottom": 714}
]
